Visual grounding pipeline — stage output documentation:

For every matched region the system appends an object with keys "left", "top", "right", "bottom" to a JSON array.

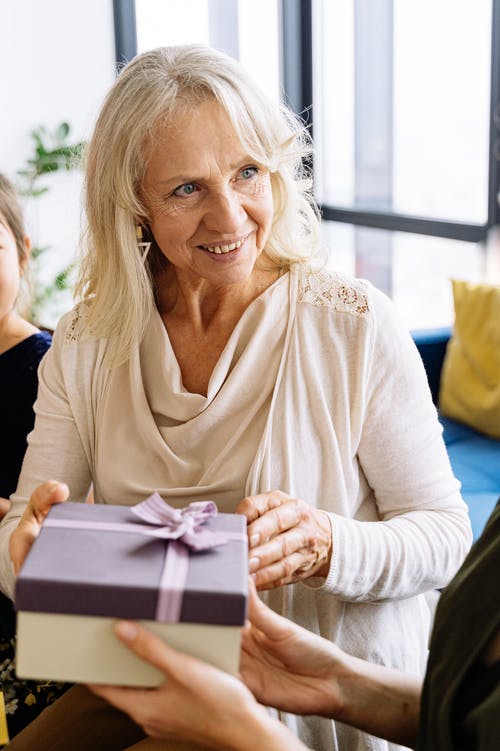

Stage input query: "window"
[
  {"left": 312, "top": 0, "right": 493, "bottom": 226},
  {"left": 115, "top": 0, "right": 280, "bottom": 102},
  {"left": 305, "top": 0, "right": 500, "bottom": 325}
]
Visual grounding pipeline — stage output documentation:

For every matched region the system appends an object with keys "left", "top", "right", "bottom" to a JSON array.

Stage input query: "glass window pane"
[
  {"left": 313, "top": 0, "right": 355, "bottom": 206},
  {"left": 135, "top": 0, "right": 280, "bottom": 104},
  {"left": 392, "top": 233, "right": 486, "bottom": 328},
  {"left": 322, "top": 220, "right": 487, "bottom": 329},
  {"left": 321, "top": 220, "right": 356, "bottom": 276},
  {"left": 313, "top": 0, "right": 492, "bottom": 224},
  {"left": 393, "top": 1, "right": 491, "bottom": 223},
  {"left": 238, "top": 0, "right": 280, "bottom": 102},
  {"left": 136, "top": 0, "right": 210, "bottom": 49}
]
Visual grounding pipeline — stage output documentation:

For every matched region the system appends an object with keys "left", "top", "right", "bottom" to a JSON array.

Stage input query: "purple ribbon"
[
  {"left": 130, "top": 493, "right": 222, "bottom": 551},
  {"left": 44, "top": 493, "right": 233, "bottom": 623},
  {"left": 131, "top": 494, "right": 225, "bottom": 623}
]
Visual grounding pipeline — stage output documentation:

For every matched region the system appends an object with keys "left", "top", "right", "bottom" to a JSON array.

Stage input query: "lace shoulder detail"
[
  {"left": 297, "top": 270, "right": 370, "bottom": 317},
  {"left": 64, "top": 302, "right": 90, "bottom": 344}
]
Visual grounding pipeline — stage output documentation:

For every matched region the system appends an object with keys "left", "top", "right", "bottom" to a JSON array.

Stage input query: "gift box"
[{"left": 15, "top": 496, "right": 248, "bottom": 686}]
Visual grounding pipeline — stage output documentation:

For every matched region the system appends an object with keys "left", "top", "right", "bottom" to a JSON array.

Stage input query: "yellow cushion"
[{"left": 439, "top": 279, "right": 500, "bottom": 438}]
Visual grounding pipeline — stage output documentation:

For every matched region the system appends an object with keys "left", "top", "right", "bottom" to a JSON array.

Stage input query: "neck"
[
  {"left": 0, "top": 310, "right": 38, "bottom": 355},
  {"left": 155, "top": 264, "right": 282, "bottom": 332}
]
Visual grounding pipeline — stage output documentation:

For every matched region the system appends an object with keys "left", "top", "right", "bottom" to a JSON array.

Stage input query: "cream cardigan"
[{"left": 1, "top": 268, "right": 472, "bottom": 751}]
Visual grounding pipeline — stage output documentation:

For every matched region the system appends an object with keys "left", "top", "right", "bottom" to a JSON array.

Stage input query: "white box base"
[{"left": 16, "top": 611, "right": 241, "bottom": 686}]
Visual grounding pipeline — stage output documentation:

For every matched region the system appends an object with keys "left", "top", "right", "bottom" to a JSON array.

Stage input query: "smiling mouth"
[{"left": 199, "top": 236, "right": 248, "bottom": 255}]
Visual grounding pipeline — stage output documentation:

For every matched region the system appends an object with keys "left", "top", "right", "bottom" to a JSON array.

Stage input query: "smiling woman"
[
  {"left": 0, "top": 45, "right": 472, "bottom": 751},
  {"left": 141, "top": 99, "right": 275, "bottom": 301},
  {"left": 143, "top": 111, "right": 277, "bottom": 397}
]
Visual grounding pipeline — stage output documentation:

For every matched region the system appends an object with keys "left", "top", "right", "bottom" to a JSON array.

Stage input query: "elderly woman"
[{"left": 0, "top": 45, "right": 471, "bottom": 751}]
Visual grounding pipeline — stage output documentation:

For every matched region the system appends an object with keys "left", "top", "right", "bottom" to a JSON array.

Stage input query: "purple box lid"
[{"left": 15, "top": 502, "right": 248, "bottom": 626}]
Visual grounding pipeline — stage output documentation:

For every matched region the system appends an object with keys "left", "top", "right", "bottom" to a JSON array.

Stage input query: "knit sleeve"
[{"left": 319, "top": 284, "right": 472, "bottom": 601}]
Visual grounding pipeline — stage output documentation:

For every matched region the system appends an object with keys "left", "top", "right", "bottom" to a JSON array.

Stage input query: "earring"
[{"left": 136, "top": 225, "right": 151, "bottom": 261}]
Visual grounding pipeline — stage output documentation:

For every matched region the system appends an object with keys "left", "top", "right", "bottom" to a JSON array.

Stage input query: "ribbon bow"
[{"left": 130, "top": 493, "right": 223, "bottom": 551}]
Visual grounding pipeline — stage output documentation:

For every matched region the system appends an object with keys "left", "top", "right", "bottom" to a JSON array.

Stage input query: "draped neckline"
[{"left": 94, "top": 271, "right": 291, "bottom": 511}]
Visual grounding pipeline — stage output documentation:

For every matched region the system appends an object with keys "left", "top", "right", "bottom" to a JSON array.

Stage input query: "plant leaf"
[{"left": 56, "top": 122, "right": 70, "bottom": 141}]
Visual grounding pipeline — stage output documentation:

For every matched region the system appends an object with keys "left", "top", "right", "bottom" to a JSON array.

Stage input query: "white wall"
[{"left": 0, "top": 0, "right": 116, "bottom": 325}]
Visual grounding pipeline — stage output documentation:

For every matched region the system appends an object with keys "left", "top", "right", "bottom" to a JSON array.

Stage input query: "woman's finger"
[
  {"left": 10, "top": 481, "right": 69, "bottom": 574},
  {"left": 248, "top": 524, "right": 315, "bottom": 572},
  {"left": 236, "top": 491, "right": 288, "bottom": 525},
  {"left": 246, "top": 498, "right": 303, "bottom": 548},
  {"left": 29, "top": 481, "right": 70, "bottom": 522},
  {"left": 252, "top": 551, "right": 308, "bottom": 590},
  {"left": 88, "top": 624, "right": 185, "bottom": 718},
  {"left": 246, "top": 579, "right": 308, "bottom": 641},
  {"left": 247, "top": 505, "right": 332, "bottom": 587},
  {"left": 113, "top": 620, "right": 199, "bottom": 681}
]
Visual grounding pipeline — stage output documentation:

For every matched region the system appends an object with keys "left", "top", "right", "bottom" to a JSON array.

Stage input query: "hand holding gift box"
[{"left": 15, "top": 495, "right": 248, "bottom": 686}]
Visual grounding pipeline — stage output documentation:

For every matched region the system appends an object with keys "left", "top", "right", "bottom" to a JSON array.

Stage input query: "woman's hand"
[
  {"left": 242, "top": 583, "right": 421, "bottom": 747},
  {"left": 9, "top": 481, "right": 69, "bottom": 575},
  {"left": 88, "top": 621, "right": 307, "bottom": 751},
  {"left": 236, "top": 491, "right": 332, "bottom": 590},
  {"left": 240, "top": 581, "right": 344, "bottom": 717}
]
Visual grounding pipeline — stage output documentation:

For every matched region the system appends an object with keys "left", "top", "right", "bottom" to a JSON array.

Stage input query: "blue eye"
[
  {"left": 173, "top": 182, "right": 197, "bottom": 197},
  {"left": 240, "top": 166, "right": 258, "bottom": 180}
]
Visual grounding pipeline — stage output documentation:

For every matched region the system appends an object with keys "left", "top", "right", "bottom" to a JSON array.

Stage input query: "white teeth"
[{"left": 204, "top": 238, "right": 245, "bottom": 254}]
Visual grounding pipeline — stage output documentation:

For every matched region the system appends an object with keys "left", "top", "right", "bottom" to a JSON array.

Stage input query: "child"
[
  {"left": 0, "top": 173, "right": 52, "bottom": 505},
  {"left": 0, "top": 172, "right": 68, "bottom": 740}
]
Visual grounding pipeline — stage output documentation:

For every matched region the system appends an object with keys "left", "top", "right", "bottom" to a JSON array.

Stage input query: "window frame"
[
  {"left": 113, "top": 0, "right": 500, "bottom": 240},
  {"left": 281, "top": 0, "right": 500, "bottom": 242},
  {"left": 113, "top": 0, "right": 137, "bottom": 66}
]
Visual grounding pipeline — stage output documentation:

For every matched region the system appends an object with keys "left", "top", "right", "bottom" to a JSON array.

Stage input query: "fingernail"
[
  {"left": 115, "top": 620, "right": 138, "bottom": 641},
  {"left": 249, "top": 557, "right": 260, "bottom": 573},
  {"left": 250, "top": 534, "right": 260, "bottom": 547}
]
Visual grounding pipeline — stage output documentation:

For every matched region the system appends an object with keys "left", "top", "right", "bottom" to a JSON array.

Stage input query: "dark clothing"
[
  {"left": 0, "top": 330, "right": 69, "bottom": 740},
  {"left": 418, "top": 499, "right": 500, "bottom": 750},
  {"left": 0, "top": 331, "right": 52, "bottom": 498}
]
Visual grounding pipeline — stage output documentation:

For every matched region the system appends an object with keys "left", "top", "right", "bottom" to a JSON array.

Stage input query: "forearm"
[
  {"left": 221, "top": 705, "right": 309, "bottom": 751},
  {"left": 321, "top": 507, "right": 471, "bottom": 601},
  {"left": 333, "top": 654, "right": 421, "bottom": 748}
]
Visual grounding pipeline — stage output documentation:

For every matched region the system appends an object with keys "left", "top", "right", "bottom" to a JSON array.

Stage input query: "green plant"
[{"left": 16, "top": 122, "right": 85, "bottom": 325}]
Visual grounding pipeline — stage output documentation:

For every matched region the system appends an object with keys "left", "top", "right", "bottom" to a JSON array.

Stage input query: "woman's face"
[
  {"left": 0, "top": 214, "right": 24, "bottom": 320},
  {"left": 141, "top": 99, "right": 274, "bottom": 288}
]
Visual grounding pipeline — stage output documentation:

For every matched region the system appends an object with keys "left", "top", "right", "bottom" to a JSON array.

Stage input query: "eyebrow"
[{"left": 155, "top": 157, "right": 256, "bottom": 188}]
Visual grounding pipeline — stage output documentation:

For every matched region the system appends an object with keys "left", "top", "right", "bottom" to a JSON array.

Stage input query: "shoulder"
[
  {"left": 22, "top": 330, "right": 52, "bottom": 370},
  {"left": 296, "top": 267, "right": 371, "bottom": 318},
  {"left": 39, "top": 303, "right": 110, "bottom": 399},
  {"left": 32, "top": 329, "right": 52, "bottom": 354},
  {"left": 294, "top": 267, "right": 408, "bottom": 358},
  {"left": 0, "top": 331, "right": 51, "bottom": 377},
  {"left": 58, "top": 301, "right": 92, "bottom": 345},
  {"left": 48, "top": 301, "right": 106, "bottom": 371}
]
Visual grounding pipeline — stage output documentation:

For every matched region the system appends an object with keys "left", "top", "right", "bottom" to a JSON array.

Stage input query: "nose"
[{"left": 202, "top": 188, "right": 247, "bottom": 233}]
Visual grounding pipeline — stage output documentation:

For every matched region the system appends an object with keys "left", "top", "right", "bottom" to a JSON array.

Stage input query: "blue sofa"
[{"left": 412, "top": 327, "right": 500, "bottom": 541}]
